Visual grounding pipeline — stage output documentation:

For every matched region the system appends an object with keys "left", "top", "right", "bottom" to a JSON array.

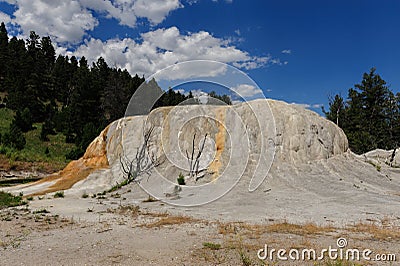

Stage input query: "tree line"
[
  {"left": 0, "top": 22, "right": 231, "bottom": 159},
  {"left": 323, "top": 68, "right": 400, "bottom": 154}
]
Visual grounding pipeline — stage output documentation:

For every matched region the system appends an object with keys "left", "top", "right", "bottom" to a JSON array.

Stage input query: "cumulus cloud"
[
  {"left": 281, "top": 49, "right": 291, "bottom": 54},
  {"left": 230, "top": 84, "right": 263, "bottom": 98},
  {"left": 1, "top": 0, "right": 184, "bottom": 44},
  {"left": 65, "top": 27, "right": 270, "bottom": 79},
  {"left": 7, "top": 0, "right": 98, "bottom": 44},
  {"left": 133, "top": 0, "right": 182, "bottom": 25}
]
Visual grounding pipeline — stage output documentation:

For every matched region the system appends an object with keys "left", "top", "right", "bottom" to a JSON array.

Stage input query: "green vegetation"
[
  {"left": 0, "top": 108, "right": 75, "bottom": 168},
  {"left": 0, "top": 191, "right": 27, "bottom": 209},
  {"left": 324, "top": 68, "right": 400, "bottom": 154},
  {"left": 202, "top": 242, "right": 221, "bottom": 250},
  {"left": 177, "top": 173, "right": 186, "bottom": 185},
  {"left": 53, "top": 191, "right": 64, "bottom": 198},
  {"left": 107, "top": 179, "right": 130, "bottom": 193},
  {"left": 238, "top": 250, "right": 252, "bottom": 266}
]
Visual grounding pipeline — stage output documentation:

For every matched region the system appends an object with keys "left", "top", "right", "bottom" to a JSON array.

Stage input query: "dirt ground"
[{"left": 0, "top": 190, "right": 399, "bottom": 266}]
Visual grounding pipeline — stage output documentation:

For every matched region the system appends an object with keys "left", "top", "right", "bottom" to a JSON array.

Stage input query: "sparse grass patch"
[
  {"left": 203, "top": 242, "right": 221, "bottom": 250},
  {"left": 317, "top": 259, "right": 363, "bottom": 266},
  {"left": 144, "top": 215, "right": 199, "bottom": 228},
  {"left": 238, "top": 250, "right": 253, "bottom": 266},
  {"left": 0, "top": 191, "right": 27, "bottom": 209},
  {"left": 349, "top": 222, "right": 400, "bottom": 240},
  {"left": 367, "top": 160, "right": 382, "bottom": 172},
  {"left": 107, "top": 205, "right": 140, "bottom": 216},
  {"left": 266, "top": 221, "right": 335, "bottom": 236}
]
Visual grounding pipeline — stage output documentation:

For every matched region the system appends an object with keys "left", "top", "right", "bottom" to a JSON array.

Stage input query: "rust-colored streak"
[
  {"left": 208, "top": 107, "right": 226, "bottom": 179},
  {"left": 29, "top": 124, "right": 111, "bottom": 196}
]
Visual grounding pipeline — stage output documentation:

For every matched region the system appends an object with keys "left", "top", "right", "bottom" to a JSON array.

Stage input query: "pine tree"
[
  {"left": 323, "top": 94, "right": 346, "bottom": 127},
  {"left": 325, "top": 68, "right": 397, "bottom": 154},
  {"left": 0, "top": 22, "right": 9, "bottom": 91}
]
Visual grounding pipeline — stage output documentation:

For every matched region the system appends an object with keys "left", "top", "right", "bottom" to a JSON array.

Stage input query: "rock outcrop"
[{"left": 10, "top": 99, "right": 350, "bottom": 196}]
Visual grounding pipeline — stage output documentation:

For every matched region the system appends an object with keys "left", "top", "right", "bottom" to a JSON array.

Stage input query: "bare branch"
[
  {"left": 119, "top": 124, "right": 162, "bottom": 185},
  {"left": 186, "top": 132, "right": 208, "bottom": 179}
]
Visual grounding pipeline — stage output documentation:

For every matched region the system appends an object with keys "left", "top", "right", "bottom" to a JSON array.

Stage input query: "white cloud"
[
  {"left": 281, "top": 49, "right": 291, "bottom": 54},
  {"left": 231, "top": 84, "right": 262, "bottom": 98},
  {"left": 0, "top": 11, "right": 12, "bottom": 24},
  {"left": 2, "top": 0, "right": 184, "bottom": 44},
  {"left": 234, "top": 29, "right": 240, "bottom": 36},
  {"left": 173, "top": 88, "right": 187, "bottom": 95},
  {"left": 291, "top": 102, "right": 311, "bottom": 108},
  {"left": 291, "top": 103, "right": 324, "bottom": 109},
  {"left": 80, "top": 0, "right": 137, "bottom": 28},
  {"left": 133, "top": 0, "right": 183, "bottom": 25},
  {"left": 311, "top": 104, "right": 323, "bottom": 108},
  {"left": 9, "top": 0, "right": 98, "bottom": 44},
  {"left": 65, "top": 27, "right": 268, "bottom": 79},
  {"left": 233, "top": 56, "right": 271, "bottom": 70}
]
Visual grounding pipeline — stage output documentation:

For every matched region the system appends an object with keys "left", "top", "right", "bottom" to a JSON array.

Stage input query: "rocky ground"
[{"left": 0, "top": 185, "right": 399, "bottom": 266}]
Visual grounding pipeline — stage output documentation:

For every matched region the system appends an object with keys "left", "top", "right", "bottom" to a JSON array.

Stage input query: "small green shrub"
[
  {"left": 177, "top": 173, "right": 185, "bottom": 185},
  {"left": 53, "top": 191, "right": 64, "bottom": 198},
  {"left": 82, "top": 193, "right": 89, "bottom": 198}
]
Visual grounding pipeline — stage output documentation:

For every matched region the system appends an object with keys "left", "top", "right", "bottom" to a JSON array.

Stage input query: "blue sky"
[{"left": 1, "top": 0, "right": 399, "bottom": 113}]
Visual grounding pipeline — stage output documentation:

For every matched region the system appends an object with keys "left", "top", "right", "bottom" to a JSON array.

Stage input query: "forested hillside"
[{"left": 0, "top": 22, "right": 230, "bottom": 162}]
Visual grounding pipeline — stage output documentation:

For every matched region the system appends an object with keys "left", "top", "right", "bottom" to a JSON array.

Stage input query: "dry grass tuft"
[
  {"left": 140, "top": 211, "right": 169, "bottom": 218},
  {"left": 349, "top": 222, "right": 400, "bottom": 240},
  {"left": 110, "top": 205, "right": 140, "bottom": 216},
  {"left": 143, "top": 215, "right": 200, "bottom": 228},
  {"left": 217, "top": 221, "right": 335, "bottom": 238},
  {"left": 266, "top": 221, "right": 335, "bottom": 236}
]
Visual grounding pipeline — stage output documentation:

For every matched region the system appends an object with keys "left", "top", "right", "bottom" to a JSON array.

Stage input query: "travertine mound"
[{"left": 10, "top": 99, "right": 349, "bottom": 195}]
